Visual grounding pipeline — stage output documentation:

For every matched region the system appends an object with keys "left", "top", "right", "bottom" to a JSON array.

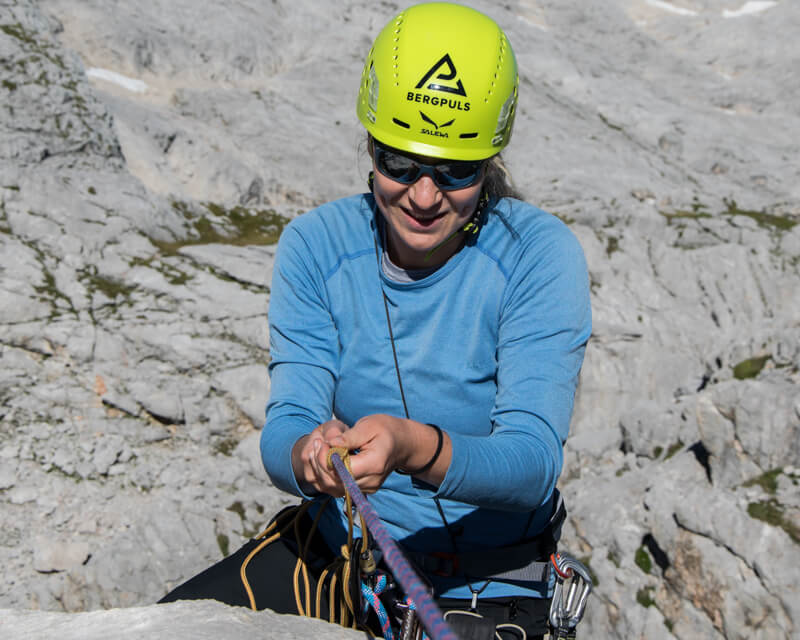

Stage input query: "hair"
[{"left": 483, "top": 154, "right": 521, "bottom": 202}]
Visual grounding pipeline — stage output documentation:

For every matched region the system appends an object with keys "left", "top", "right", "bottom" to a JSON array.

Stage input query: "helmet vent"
[
  {"left": 392, "top": 13, "right": 405, "bottom": 87},
  {"left": 487, "top": 33, "right": 506, "bottom": 103}
]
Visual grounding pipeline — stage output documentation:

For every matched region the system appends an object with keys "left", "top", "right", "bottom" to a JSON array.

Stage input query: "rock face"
[
  {"left": 0, "top": 0, "right": 797, "bottom": 639},
  {"left": 0, "top": 600, "right": 365, "bottom": 640}
]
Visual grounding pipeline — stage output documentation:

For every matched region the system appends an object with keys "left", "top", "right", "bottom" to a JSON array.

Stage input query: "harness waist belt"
[{"left": 408, "top": 492, "right": 566, "bottom": 584}]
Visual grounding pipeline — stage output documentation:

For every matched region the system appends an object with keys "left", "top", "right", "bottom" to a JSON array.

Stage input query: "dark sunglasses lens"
[
  {"left": 434, "top": 162, "right": 483, "bottom": 189},
  {"left": 377, "top": 148, "right": 418, "bottom": 182}
]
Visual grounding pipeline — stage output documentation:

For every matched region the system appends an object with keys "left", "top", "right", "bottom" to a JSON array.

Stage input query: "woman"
[{"left": 161, "top": 3, "right": 591, "bottom": 638}]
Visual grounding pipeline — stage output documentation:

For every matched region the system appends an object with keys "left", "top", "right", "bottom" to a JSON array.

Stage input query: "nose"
[{"left": 408, "top": 174, "right": 443, "bottom": 211}]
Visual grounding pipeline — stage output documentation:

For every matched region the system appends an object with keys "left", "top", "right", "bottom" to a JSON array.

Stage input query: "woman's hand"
[
  {"left": 326, "top": 415, "right": 451, "bottom": 493},
  {"left": 291, "top": 419, "right": 349, "bottom": 496},
  {"left": 322, "top": 414, "right": 408, "bottom": 493}
]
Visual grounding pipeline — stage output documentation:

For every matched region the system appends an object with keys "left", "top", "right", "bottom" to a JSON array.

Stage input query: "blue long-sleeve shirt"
[{"left": 262, "top": 193, "right": 591, "bottom": 599}]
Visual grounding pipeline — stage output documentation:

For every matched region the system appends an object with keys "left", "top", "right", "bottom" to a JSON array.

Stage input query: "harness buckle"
[
  {"left": 548, "top": 552, "right": 592, "bottom": 638},
  {"left": 429, "top": 551, "right": 460, "bottom": 577}
]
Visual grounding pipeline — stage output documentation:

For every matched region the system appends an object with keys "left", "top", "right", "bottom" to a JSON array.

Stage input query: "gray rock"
[
  {"left": 0, "top": 600, "right": 365, "bottom": 639},
  {"left": 179, "top": 244, "right": 275, "bottom": 291},
  {"left": 212, "top": 364, "right": 269, "bottom": 428},
  {"left": 0, "top": 468, "right": 16, "bottom": 490},
  {"left": 33, "top": 539, "right": 91, "bottom": 574}
]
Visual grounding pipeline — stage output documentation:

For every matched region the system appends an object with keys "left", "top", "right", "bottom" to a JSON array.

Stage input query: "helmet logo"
[
  {"left": 420, "top": 111, "right": 454, "bottom": 130},
  {"left": 419, "top": 111, "right": 454, "bottom": 138},
  {"left": 415, "top": 54, "right": 466, "bottom": 97}
]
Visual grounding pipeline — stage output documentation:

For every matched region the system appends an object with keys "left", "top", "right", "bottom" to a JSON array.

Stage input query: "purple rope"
[{"left": 330, "top": 453, "right": 458, "bottom": 640}]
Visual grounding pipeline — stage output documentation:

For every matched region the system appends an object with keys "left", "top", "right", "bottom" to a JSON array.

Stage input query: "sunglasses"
[{"left": 372, "top": 139, "right": 486, "bottom": 191}]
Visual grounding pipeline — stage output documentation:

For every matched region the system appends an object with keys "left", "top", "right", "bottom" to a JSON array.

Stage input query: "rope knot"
[{"left": 327, "top": 446, "right": 351, "bottom": 471}]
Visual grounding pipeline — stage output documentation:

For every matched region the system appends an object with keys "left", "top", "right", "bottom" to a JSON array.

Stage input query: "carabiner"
[{"left": 549, "top": 552, "right": 593, "bottom": 637}]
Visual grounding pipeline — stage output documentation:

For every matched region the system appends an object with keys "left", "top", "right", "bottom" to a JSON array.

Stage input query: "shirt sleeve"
[
  {"left": 260, "top": 223, "right": 339, "bottom": 498},
  {"left": 433, "top": 221, "right": 592, "bottom": 511}
]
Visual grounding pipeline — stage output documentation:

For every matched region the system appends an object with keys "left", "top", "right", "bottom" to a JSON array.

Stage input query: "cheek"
[
  {"left": 449, "top": 185, "right": 483, "bottom": 216},
  {"left": 372, "top": 170, "right": 406, "bottom": 203}
]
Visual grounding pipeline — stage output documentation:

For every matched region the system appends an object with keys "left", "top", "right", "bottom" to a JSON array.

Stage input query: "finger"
[
  {"left": 354, "top": 470, "right": 384, "bottom": 494},
  {"left": 321, "top": 419, "right": 347, "bottom": 439},
  {"left": 317, "top": 442, "right": 349, "bottom": 496},
  {"left": 348, "top": 451, "right": 392, "bottom": 492},
  {"left": 326, "top": 428, "right": 359, "bottom": 450},
  {"left": 305, "top": 438, "right": 321, "bottom": 484}
]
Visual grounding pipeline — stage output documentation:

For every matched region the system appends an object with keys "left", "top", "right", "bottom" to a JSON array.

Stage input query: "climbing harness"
[
  {"left": 406, "top": 491, "right": 566, "bottom": 585},
  {"left": 548, "top": 552, "right": 593, "bottom": 639},
  {"left": 444, "top": 609, "right": 527, "bottom": 640}
]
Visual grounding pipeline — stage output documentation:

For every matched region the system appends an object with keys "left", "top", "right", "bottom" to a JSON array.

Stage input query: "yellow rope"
[
  {"left": 294, "top": 499, "right": 328, "bottom": 617},
  {"left": 293, "top": 508, "right": 312, "bottom": 615},
  {"left": 329, "top": 572, "right": 339, "bottom": 623},
  {"left": 326, "top": 446, "right": 350, "bottom": 470},
  {"left": 316, "top": 566, "right": 332, "bottom": 619},
  {"left": 240, "top": 447, "right": 374, "bottom": 634},
  {"left": 240, "top": 501, "right": 313, "bottom": 610}
]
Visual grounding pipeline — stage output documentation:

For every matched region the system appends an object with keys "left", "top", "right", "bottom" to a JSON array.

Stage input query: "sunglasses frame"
[{"left": 371, "top": 139, "right": 487, "bottom": 191}]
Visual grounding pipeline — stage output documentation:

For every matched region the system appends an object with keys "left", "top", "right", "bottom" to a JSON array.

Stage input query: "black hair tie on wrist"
[{"left": 396, "top": 424, "right": 443, "bottom": 476}]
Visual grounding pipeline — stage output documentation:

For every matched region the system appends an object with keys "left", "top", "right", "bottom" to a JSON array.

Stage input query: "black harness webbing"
[{"left": 407, "top": 490, "right": 566, "bottom": 584}]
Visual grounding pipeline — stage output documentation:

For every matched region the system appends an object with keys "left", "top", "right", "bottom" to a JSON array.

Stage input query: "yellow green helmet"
[{"left": 357, "top": 2, "right": 518, "bottom": 161}]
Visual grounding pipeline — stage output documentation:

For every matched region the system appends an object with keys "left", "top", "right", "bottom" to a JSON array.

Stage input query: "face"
[{"left": 370, "top": 143, "right": 485, "bottom": 270}]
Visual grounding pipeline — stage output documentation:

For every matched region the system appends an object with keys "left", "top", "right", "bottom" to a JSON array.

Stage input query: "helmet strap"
[
  {"left": 423, "top": 189, "right": 488, "bottom": 263},
  {"left": 462, "top": 190, "right": 489, "bottom": 235}
]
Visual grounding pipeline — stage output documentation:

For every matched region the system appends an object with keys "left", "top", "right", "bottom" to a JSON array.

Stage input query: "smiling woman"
[
  {"left": 159, "top": 4, "right": 592, "bottom": 639},
  {"left": 369, "top": 137, "right": 486, "bottom": 269}
]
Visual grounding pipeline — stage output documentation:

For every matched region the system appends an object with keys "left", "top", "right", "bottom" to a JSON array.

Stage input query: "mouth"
[{"left": 403, "top": 207, "right": 447, "bottom": 228}]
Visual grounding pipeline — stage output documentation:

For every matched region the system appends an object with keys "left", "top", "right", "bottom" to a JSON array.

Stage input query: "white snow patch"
[
  {"left": 86, "top": 68, "right": 148, "bottom": 93},
  {"left": 645, "top": 0, "right": 698, "bottom": 16},
  {"left": 723, "top": 2, "right": 778, "bottom": 18}
]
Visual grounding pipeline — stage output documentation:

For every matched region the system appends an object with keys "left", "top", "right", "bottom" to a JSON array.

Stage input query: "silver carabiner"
[{"left": 549, "top": 552, "right": 593, "bottom": 636}]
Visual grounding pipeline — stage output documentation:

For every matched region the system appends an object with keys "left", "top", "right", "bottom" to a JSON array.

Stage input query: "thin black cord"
[{"left": 373, "top": 227, "right": 411, "bottom": 420}]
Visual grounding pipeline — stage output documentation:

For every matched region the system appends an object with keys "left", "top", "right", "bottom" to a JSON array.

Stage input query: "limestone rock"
[
  {"left": 0, "top": 600, "right": 365, "bottom": 639},
  {"left": 33, "top": 539, "right": 91, "bottom": 574}
]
